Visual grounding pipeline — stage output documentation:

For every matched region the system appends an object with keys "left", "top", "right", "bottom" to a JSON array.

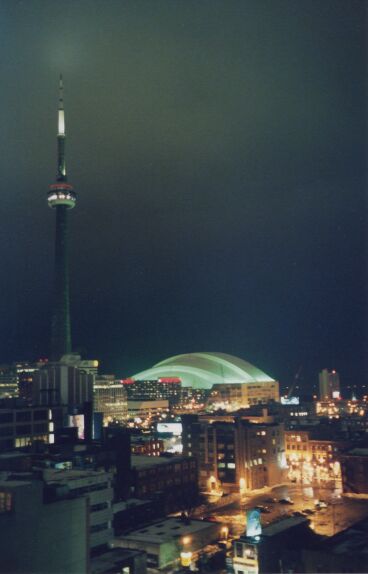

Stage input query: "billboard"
[
  {"left": 156, "top": 422, "right": 182, "bottom": 436},
  {"left": 281, "top": 396, "right": 300, "bottom": 405},
  {"left": 68, "top": 414, "right": 85, "bottom": 440},
  {"left": 246, "top": 509, "right": 262, "bottom": 537}
]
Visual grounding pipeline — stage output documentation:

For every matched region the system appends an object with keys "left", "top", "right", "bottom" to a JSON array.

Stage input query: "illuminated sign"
[
  {"left": 281, "top": 396, "right": 300, "bottom": 405},
  {"left": 246, "top": 509, "right": 262, "bottom": 537},
  {"left": 68, "top": 414, "right": 85, "bottom": 440},
  {"left": 156, "top": 422, "right": 182, "bottom": 435}
]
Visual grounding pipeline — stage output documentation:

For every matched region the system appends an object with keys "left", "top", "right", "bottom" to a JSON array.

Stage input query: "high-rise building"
[
  {"left": 0, "top": 401, "right": 52, "bottom": 451},
  {"left": 123, "top": 378, "right": 182, "bottom": 405},
  {"left": 47, "top": 76, "right": 77, "bottom": 360},
  {"left": 318, "top": 369, "right": 340, "bottom": 400},
  {"left": 0, "top": 366, "right": 18, "bottom": 399},
  {"left": 94, "top": 375, "right": 128, "bottom": 425}
]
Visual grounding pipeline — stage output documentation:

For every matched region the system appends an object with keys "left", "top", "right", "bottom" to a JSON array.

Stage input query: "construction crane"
[{"left": 287, "top": 365, "right": 303, "bottom": 399}]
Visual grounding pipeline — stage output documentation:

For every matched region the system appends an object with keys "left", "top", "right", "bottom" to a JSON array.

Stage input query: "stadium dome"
[{"left": 131, "top": 352, "right": 275, "bottom": 390}]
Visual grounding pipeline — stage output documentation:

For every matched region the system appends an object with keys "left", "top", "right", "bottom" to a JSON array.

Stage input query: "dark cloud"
[{"left": 0, "top": 0, "right": 366, "bottom": 390}]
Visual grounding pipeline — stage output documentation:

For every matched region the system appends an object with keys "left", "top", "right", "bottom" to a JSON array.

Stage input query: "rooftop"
[
  {"left": 318, "top": 517, "right": 368, "bottom": 556},
  {"left": 262, "top": 515, "right": 309, "bottom": 536},
  {"left": 131, "top": 455, "right": 190, "bottom": 469},
  {"left": 132, "top": 352, "right": 276, "bottom": 390},
  {"left": 116, "top": 517, "right": 220, "bottom": 545}
]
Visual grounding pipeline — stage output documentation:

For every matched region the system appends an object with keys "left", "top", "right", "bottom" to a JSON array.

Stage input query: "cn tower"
[{"left": 48, "top": 75, "right": 77, "bottom": 360}]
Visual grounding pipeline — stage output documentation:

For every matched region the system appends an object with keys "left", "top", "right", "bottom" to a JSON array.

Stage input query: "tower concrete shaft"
[{"left": 48, "top": 75, "right": 77, "bottom": 360}]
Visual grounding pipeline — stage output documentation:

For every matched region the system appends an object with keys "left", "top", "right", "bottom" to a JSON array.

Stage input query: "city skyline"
[{"left": 0, "top": 1, "right": 365, "bottom": 389}]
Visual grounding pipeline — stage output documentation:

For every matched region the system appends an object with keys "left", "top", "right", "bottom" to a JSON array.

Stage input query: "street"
[{"left": 199, "top": 483, "right": 368, "bottom": 538}]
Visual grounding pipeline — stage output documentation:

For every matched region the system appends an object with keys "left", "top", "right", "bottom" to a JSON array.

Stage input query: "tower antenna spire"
[
  {"left": 57, "top": 73, "right": 66, "bottom": 178},
  {"left": 48, "top": 76, "right": 77, "bottom": 360}
]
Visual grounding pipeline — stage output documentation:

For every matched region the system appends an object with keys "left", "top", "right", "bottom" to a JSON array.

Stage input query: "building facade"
[
  {"left": 131, "top": 455, "right": 198, "bottom": 512},
  {"left": 209, "top": 380, "right": 279, "bottom": 409},
  {"left": 0, "top": 479, "right": 88, "bottom": 573},
  {"left": 340, "top": 448, "right": 368, "bottom": 494},
  {"left": 319, "top": 369, "right": 340, "bottom": 400},
  {"left": 94, "top": 376, "right": 128, "bottom": 426},
  {"left": 182, "top": 414, "right": 285, "bottom": 493},
  {"left": 44, "top": 468, "right": 114, "bottom": 551},
  {"left": 0, "top": 402, "right": 52, "bottom": 451},
  {"left": 285, "top": 429, "right": 344, "bottom": 484},
  {"left": 123, "top": 378, "right": 182, "bottom": 405}
]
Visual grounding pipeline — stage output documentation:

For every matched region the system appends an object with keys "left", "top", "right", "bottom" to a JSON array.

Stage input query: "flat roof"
[
  {"left": 131, "top": 455, "right": 190, "bottom": 468},
  {"left": 319, "top": 517, "right": 368, "bottom": 555},
  {"left": 346, "top": 448, "right": 368, "bottom": 456},
  {"left": 117, "top": 517, "right": 219, "bottom": 545},
  {"left": 0, "top": 480, "right": 32, "bottom": 488},
  {"left": 262, "top": 515, "right": 309, "bottom": 536},
  {"left": 44, "top": 468, "right": 110, "bottom": 484},
  {"left": 91, "top": 548, "right": 144, "bottom": 574}
]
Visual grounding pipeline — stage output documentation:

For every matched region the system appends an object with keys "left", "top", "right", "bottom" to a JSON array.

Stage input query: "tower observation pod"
[{"left": 48, "top": 75, "right": 76, "bottom": 360}]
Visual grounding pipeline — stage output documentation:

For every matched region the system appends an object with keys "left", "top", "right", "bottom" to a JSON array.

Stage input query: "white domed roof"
[{"left": 131, "top": 352, "right": 275, "bottom": 389}]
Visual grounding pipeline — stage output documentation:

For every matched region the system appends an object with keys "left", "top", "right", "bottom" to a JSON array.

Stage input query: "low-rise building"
[
  {"left": 209, "top": 380, "right": 279, "bottom": 410},
  {"left": 302, "top": 516, "right": 368, "bottom": 573},
  {"left": 232, "top": 516, "right": 320, "bottom": 574},
  {"left": 182, "top": 413, "right": 285, "bottom": 493},
  {"left": 340, "top": 448, "right": 368, "bottom": 495},
  {"left": 114, "top": 517, "right": 222, "bottom": 569},
  {"left": 285, "top": 429, "right": 346, "bottom": 484},
  {"left": 131, "top": 455, "right": 198, "bottom": 512},
  {"left": 131, "top": 435, "right": 165, "bottom": 456},
  {"left": 44, "top": 468, "right": 114, "bottom": 552}
]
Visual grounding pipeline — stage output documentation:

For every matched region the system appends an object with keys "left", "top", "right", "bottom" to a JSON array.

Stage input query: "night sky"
[{"left": 0, "top": 1, "right": 366, "bottom": 391}]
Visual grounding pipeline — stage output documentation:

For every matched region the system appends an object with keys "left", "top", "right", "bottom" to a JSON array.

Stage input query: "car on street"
[
  {"left": 279, "top": 498, "right": 294, "bottom": 505},
  {"left": 264, "top": 497, "right": 277, "bottom": 503},
  {"left": 302, "top": 509, "right": 315, "bottom": 515},
  {"left": 315, "top": 501, "right": 328, "bottom": 509},
  {"left": 255, "top": 506, "right": 271, "bottom": 514}
]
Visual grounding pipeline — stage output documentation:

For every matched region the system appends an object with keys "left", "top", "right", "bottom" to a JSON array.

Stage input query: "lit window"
[{"left": 0, "top": 492, "right": 12, "bottom": 513}]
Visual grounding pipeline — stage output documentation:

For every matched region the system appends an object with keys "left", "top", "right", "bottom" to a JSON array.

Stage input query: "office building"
[
  {"left": 33, "top": 361, "right": 94, "bottom": 408},
  {"left": 182, "top": 413, "right": 285, "bottom": 493},
  {"left": 123, "top": 378, "right": 182, "bottom": 405},
  {"left": 0, "top": 401, "right": 52, "bottom": 451},
  {"left": 16, "top": 361, "right": 43, "bottom": 402},
  {"left": 319, "top": 369, "right": 340, "bottom": 400},
  {"left": 94, "top": 376, "right": 128, "bottom": 425},
  {"left": 0, "top": 366, "right": 18, "bottom": 399}
]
